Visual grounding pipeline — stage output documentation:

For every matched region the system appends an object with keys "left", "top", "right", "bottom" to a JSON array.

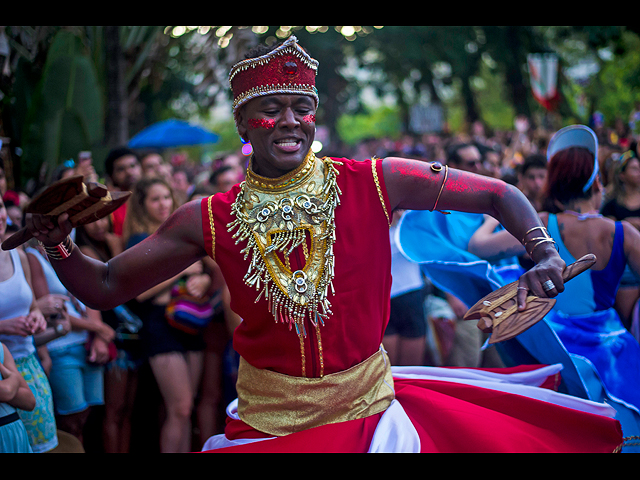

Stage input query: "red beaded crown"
[{"left": 229, "top": 36, "right": 319, "bottom": 123}]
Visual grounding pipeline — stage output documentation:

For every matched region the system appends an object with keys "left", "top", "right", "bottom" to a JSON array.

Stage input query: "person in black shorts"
[{"left": 383, "top": 211, "right": 427, "bottom": 365}]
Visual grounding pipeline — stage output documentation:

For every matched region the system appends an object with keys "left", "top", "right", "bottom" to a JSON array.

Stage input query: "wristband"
[
  {"left": 39, "top": 236, "right": 75, "bottom": 261},
  {"left": 528, "top": 238, "right": 557, "bottom": 258},
  {"left": 522, "top": 226, "right": 558, "bottom": 256}
]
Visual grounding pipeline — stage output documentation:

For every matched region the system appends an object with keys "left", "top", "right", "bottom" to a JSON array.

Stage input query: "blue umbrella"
[{"left": 128, "top": 119, "right": 219, "bottom": 149}]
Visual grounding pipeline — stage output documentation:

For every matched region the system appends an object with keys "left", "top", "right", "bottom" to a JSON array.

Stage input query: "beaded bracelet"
[{"left": 39, "top": 236, "right": 75, "bottom": 261}]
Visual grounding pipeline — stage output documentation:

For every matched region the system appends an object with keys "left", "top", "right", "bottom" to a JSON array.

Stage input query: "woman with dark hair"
[
  {"left": 469, "top": 125, "right": 640, "bottom": 416},
  {"left": 601, "top": 150, "right": 640, "bottom": 227},
  {"left": 600, "top": 150, "right": 640, "bottom": 326}
]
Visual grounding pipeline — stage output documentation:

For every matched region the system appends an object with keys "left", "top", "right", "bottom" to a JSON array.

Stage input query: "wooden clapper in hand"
[
  {"left": 2, "top": 175, "right": 131, "bottom": 251},
  {"left": 463, "top": 254, "right": 597, "bottom": 344}
]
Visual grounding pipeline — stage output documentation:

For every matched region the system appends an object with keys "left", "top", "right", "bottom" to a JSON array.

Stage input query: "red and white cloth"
[{"left": 201, "top": 363, "right": 622, "bottom": 453}]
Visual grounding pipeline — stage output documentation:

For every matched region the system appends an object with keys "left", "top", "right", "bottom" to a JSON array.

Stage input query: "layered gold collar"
[
  {"left": 244, "top": 148, "right": 317, "bottom": 192},
  {"left": 228, "top": 150, "right": 342, "bottom": 342}
]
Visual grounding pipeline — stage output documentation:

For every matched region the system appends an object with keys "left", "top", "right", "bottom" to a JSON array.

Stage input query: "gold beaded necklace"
[{"left": 227, "top": 150, "right": 342, "bottom": 375}]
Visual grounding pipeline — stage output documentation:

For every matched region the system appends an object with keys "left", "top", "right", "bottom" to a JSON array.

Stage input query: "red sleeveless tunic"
[{"left": 201, "top": 157, "right": 391, "bottom": 378}]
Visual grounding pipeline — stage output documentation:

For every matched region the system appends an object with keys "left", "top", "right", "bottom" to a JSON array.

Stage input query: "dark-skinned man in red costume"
[{"left": 25, "top": 36, "right": 623, "bottom": 453}]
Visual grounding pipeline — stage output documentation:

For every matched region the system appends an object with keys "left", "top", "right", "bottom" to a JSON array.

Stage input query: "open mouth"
[{"left": 274, "top": 138, "right": 302, "bottom": 153}]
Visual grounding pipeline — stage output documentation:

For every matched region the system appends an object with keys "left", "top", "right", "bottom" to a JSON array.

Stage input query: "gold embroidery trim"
[
  {"left": 207, "top": 195, "right": 215, "bottom": 260},
  {"left": 236, "top": 346, "right": 395, "bottom": 436},
  {"left": 297, "top": 313, "right": 325, "bottom": 378},
  {"left": 298, "top": 333, "right": 306, "bottom": 377},
  {"left": 371, "top": 157, "right": 391, "bottom": 226},
  {"left": 315, "top": 323, "right": 324, "bottom": 378}
]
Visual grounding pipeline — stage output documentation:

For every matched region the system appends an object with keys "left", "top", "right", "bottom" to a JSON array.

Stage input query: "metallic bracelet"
[
  {"left": 522, "top": 225, "right": 558, "bottom": 257},
  {"left": 525, "top": 236, "right": 552, "bottom": 250},
  {"left": 430, "top": 162, "right": 450, "bottom": 213},
  {"left": 522, "top": 226, "right": 551, "bottom": 244},
  {"left": 39, "top": 236, "right": 75, "bottom": 261},
  {"left": 528, "top": 238, "right": 557, "bottom": 257}
]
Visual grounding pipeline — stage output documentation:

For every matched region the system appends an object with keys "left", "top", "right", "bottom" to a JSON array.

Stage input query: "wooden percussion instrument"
[
  {"left": 463, "top": 254, "right": 597, "bottom": 344},
  {"left": 2, "top": 175, "right": 131, "bottom": 251}
]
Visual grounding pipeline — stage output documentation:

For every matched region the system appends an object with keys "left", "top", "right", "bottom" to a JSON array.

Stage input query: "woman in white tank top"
[{"left": 0, "top": 197, "right": 58, "bottom": 453}]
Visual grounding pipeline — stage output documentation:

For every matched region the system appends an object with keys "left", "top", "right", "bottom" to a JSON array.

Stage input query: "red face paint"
[
  {"left": 302, "top": 114, "right": 316, "bottom": 125},
  {"left": 248, "top": 118, "right": 276, "bottom": 130}
]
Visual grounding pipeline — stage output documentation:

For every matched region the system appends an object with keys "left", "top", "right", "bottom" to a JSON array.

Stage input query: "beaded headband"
[{"left": 229, "top": 36, "right": 319, "bottom": 125}]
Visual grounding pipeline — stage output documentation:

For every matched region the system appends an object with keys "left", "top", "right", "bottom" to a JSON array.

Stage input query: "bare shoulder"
[
  {"left": 537, "top": 211, "right": 550, "bottom": 229},
  {"left": 16, "top": 247, "right": 29, "bottom": 266}
]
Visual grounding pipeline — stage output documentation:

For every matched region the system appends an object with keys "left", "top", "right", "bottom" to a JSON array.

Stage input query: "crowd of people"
[
  {"left": 0, "top": 145, "right": 245, "bottom": 452},
  {"left": 0, "top": 103, "right": 639, "bottom": 452}
]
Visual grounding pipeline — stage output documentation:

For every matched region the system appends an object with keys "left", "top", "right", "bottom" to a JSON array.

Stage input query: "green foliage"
[
  {"left": 595, "top": 31, "right": 640, "bottom": 124},
  {"left": 336, "top": 105, "right": 402, "bottom": 146},
  {"left": 20, "top": 30, "right": 104, "bottom": 182},
  {"left": 472, "top": 59, "right": 518, "bottom": 131},
  {"left": 205, "top": 118, "right": 245, "bottom": 155}
]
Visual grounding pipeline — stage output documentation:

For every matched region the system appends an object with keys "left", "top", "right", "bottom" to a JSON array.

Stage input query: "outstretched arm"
[
  {"left": 24, "top": 200, "right": 209, "bottom": 311},
  {"left": 382, "top": 157, "right": 565, "bottom": 309},
  {"left": 383, "top": 157, "right": 542, "bottom": 237}
]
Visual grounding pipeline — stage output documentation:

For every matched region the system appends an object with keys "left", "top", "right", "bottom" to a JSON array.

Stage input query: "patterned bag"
[{"left": 165, "top": 277, "right": 215, "bottom": 335}]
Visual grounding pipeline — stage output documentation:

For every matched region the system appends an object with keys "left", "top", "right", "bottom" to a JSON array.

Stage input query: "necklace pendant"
[{"left": 229, "top": 153, "right": 343, "bottom": 335}]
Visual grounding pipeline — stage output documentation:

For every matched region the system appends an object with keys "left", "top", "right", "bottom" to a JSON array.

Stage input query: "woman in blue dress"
[{"left": 467, "top": 125, "right": 640, "bottom": 413}]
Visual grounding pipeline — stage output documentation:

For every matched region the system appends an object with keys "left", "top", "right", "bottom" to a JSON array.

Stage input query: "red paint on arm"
[
  {"left": 383, "top": 159, "right": 443, "bottom": 210},
  {"left": 445, "top": 170, "right": 508, "bottom": 198},
  {"left": 387, "top": 161, "right": 440, "bottom": 185},
  {"left": 384, "top": 157, "right": 510, "bottom": 214}
]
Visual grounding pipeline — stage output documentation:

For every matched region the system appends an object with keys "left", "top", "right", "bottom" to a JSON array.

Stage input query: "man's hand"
[
  {"left": 186, "top": 274, "right": 212, "bottom": 299},
  {"left": 516, "top": 251, "right": 566, "bottom": 311},
  {"left": 36, "top": 293, "right": 70, "bottom": 315},
  {"left": 96, "top": 322, "right": 116, "bottom": 344},
  {"left": 24, "top": 212, "right": 73, "bottom": 247}
]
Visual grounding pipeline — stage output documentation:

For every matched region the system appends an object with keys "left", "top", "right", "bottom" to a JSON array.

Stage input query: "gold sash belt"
[{"left": 236, "top": 347, "right": 395, "bottom": 436}]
